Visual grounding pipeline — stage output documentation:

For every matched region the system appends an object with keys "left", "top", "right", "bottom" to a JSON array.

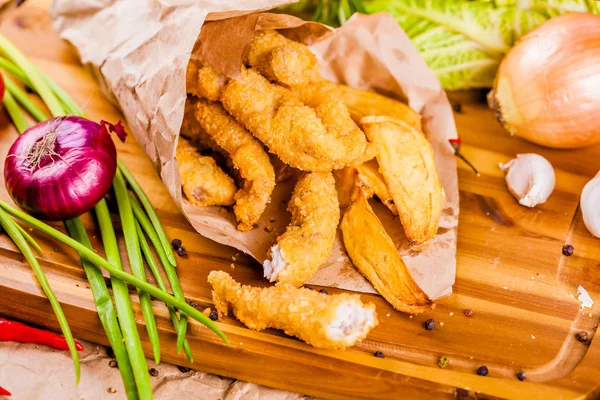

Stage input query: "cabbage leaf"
[{"left": 362, "top": 0, "right": 600, "bottom": 89}]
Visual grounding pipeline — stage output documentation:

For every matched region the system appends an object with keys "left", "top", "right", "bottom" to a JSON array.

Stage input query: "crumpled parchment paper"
[
  {"left": 0, "top": 339, "right": 312, "bottom": 400},
  {"left": 49, "top": 2, "right": 459, "bottom": 299}
]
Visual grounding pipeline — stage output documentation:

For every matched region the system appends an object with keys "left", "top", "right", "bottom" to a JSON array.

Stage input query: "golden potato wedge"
[
  {"left": 360, "top": 116, "right": 444, "bottom": 250},
  {"left": 355, "top": 159, "right": 397, "bottom": 215},
  {"left": 341, "top": 188, "right": 433, "bottom": 314},
  {"left": 335, "top": 85, "right": 422, "bottom": 130}
]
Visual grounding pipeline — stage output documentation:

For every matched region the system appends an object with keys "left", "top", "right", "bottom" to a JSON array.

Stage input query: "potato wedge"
[
  {"left": 333, "top": 159, "right": 397, "bottom": 214},
  {"left": 360, "top": 116, "right": 444, "bottom": 250},
  {"left": 336, "top": 85, "right": 422, "bottom": 130},
  {"left": 341, "top": 188, "right": 433, "bottom": 314},
  {"left": 356, "top": 160, "right": 397, "bottom": 215}
]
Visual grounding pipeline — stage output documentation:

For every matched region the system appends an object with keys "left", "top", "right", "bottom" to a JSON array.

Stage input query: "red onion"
[
  {"left": 0, "top": 73, "right": 4, "bottom": 101},
  {"left": 4, "top": 116, "right": 126, "bottom": 220}
]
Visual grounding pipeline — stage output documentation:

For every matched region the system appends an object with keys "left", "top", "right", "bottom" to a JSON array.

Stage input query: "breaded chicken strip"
[
  {"left": 245, "top": 30, "right": 320, "bottom": 87},
  {"left": 193, "top": 98, "right": 276, "bottom": 231},
  {"left": 221, "top": 68, "right": 367, "bottom": 171},
  {"left": 176, "top": 137, "right": 236, "bottom": 207},
  {"left": 264, "top": 172, "right": 339, "bottom": 287},
  {"left": 360, "top": 116, "right": 445, "bottom": 250},
  {"left": 208, "top": 271, "right": 378, "bottom": 349}
]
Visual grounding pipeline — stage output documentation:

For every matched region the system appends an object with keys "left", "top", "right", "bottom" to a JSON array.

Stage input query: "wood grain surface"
[{"left": 1, "top": 2, "right": 600, "bottom": 399}]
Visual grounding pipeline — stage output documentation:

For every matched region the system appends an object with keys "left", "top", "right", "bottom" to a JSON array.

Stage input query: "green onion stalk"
[
  {"left": 0, "top": 32, "right": 201, "bottom": 398},
  {"left": 0, "top": 208, "right": 81, "bottom": 384},
  {"left": 0, "top": 201, "right": 228, "bottom": 344},
  {"left": 2, "top": 88, "right": 139, "bottom": 398}
]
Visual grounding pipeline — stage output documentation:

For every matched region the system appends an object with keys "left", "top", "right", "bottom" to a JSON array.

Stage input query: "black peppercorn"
[
  {"left": 171, "top": 238, "right": 182, "bottom": 249},
  {"left": 319, "top": 289, "right": 329, "bottom": 295},
  {"left": 424, "top": 319, "right": 436, "bottom": 330},
  {"left": 188, "top": 301, "right": 200, "bottom": 310},
  {"left": 209, "top": 310, "right": 219, "bottom": 321},
  {"left": 562, "top": 244, "right": 574, "bottom": 256},
  {"left": 476, "top": 366, "right": 488, "bottom": 376},
  {"left": 516, "top": 371, "right": 526, "bottom": 381},
  {"left": 149, "top": 368, "right": 159, "bottom": 377},
  {"left": 452, "top": 103, "right": 463, "bottom": 113},
  {"left": 374, "top": 351, "right": 385, "bottom": 358},
  {"left": 176, "top": 247, "right": 188, "bottom": 257},
  {"left": 576, "top": 331, "right": 589, "bottom": 343},
  {"left": 177, "top": 366, "right": 191, "bottom": 373}
]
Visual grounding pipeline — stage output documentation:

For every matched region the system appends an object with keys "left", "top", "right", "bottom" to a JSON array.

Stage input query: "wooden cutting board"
[{"left": 1, "top": 2, "right": 600, "bottom": 399}]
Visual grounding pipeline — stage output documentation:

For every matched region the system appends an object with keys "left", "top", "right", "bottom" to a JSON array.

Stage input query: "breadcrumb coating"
[{"left": 208, "top": 270, "right": 378, "bottom": 349}]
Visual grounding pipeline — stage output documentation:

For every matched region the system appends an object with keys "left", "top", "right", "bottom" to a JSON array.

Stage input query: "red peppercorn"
[{"left": 464, "top": 309, "right": 473, "bottom": 317}]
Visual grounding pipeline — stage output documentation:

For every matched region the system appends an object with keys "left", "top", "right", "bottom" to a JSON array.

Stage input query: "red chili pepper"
[
  {"left": 0, "top": 318, "right": 84, "bottom": 351},
  {"left": 0, "top": 385, "right": 10, "bottom": 396},
  {"left": 448, "top": 138, "right": 479, "bottom": 176}
]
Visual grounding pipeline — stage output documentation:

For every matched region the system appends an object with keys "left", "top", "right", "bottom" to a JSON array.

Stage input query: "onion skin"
[
  {"left": 489, "top": 13, "right": 600, "bottom": 149},
  {"left": 5, "top": 116, "right": 121, "bottom": 221}
]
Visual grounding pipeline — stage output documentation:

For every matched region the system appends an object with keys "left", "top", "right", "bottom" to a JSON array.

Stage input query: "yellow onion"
[{"left": 489, "top": 13, "right": 600, "bottom": 149}]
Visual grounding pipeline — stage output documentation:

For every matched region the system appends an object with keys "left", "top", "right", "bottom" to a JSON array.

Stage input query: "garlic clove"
[
  {"left": 499, "top": 153, "right": 556, "bottom": 208},
  {"left": 581, "top": 171, "right": 600, "bottom": 238}
]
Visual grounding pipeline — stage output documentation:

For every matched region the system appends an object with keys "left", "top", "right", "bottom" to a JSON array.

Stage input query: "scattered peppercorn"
[
  {"left": 177, "top": 366, "right": 191, "bottom": 373},
  {"left": 562, "top": 244, "right": 574, "bottom": 256},
  {"left": 452, "top": 103, "right": 463, "bottom": 113},
  {"left": 188, "top": 301, "right": 200, "bottom": 310},
  {"left": 108, "top": 360, "right": 118, "bottom": 368},
  {"left": 576, "top": 331, "right": 589, "bottom": 343},
  {"left": 464, "top": 309, "right": 473, "bottom": 317},
  {"left": 437, "top": 356, "right": 449, "bottom": 368},
  {"left": 476, "top": 366, "right": 489, "bottom": 376},
  {"left": 516, "top": 371, "right": 526, "bottom": 381},
  {"left": 209, "top": 310, "right": 219, "bottom": 321},
  {"left": 171, "top": 238, "right": 182, "bottom": 250},
  {"left": 107, "top": 387, "right": 117, "bottom": 394},
  {"left": 424, "top": 319, "right": 436, "bottom": 330},
  {"left": 176, "top": 247, "right": 188, "bottom": 257},
  {"left": 149, "top": 368, "right": 159, "bottom": 377},
  {"left": 374, "top": 351, "right": 385, "bottom": 358},
  {"left": 319, "top": 289, "right": 329, "bottom": 295}
]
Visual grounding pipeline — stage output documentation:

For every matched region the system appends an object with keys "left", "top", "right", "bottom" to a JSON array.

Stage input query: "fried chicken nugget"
[
  {"left": 176, "top": 137, "right": 236, "bottom": 207},
  {"left": 264, "top": 172, "right": 339, "bottom": 287},
  {"left": 186, "top": 59, "right": 228, "bottom": 101},
  {"left": 208, "top": 271, "right": 378, "bottom": 349},
  {"left": 341, "top": 188, "right": 433, "bottom": 314},
  {"left": 193, "top": 98, "right": 276, "bottom": 231},
  {"left": 360, "top": 116, "right": 445, "bottom": 250},
  {"left": 221, "top": 68, "right": 368, "bottom": 171},
  {"left": 245, "top": 30, "right": 320, "bottom": 86}
]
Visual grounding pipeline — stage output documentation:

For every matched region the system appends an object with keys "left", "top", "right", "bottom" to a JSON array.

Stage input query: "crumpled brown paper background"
[
  {"left": 50, "top": 1, "right": 458, "bottom": 299},
  {"left": 0, "top": 340, "right": 311, "bottom": 399}
]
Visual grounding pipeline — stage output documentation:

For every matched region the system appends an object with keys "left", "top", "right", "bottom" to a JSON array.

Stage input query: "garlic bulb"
[
  {"left": 499, "top": 154, "right": 555, "bottom": 207},
  {"left": 581, "top": 172, "right": 600, "bottom": 238}
]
